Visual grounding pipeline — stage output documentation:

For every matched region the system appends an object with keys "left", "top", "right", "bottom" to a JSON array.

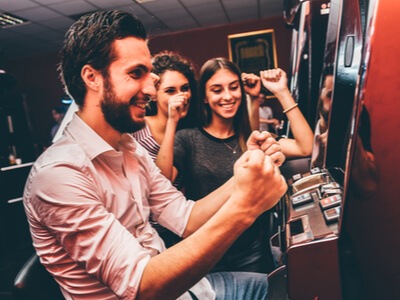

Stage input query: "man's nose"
[{"left": 143, "top": 73, "right": 158, "bottom": 99}]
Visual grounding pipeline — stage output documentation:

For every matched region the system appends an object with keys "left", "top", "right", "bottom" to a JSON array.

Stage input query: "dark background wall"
[
  {"left": 148, "top": 16, "right": 292, "bottom": 74},
  {"left": 3, "top": 16, "right": 292, "bottom": 156}
]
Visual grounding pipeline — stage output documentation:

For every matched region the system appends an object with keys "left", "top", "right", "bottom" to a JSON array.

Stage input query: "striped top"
[
  {"left": 132, "top": 124, "right": 183, "bottom": 190},
  {"left": 132, "top": 124, "right": 160, "bottom": 162}
]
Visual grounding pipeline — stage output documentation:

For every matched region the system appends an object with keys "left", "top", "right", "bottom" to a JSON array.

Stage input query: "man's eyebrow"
[{"left": 128, "top": 63, "right": 151, "bottom": 73}]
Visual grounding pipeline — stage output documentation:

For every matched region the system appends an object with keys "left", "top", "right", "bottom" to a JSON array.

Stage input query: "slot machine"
[
  {"left": 340, "top": 0, "right": 400, "bottom": 298},
  {"left": 283, "top": 0, "right": 330, "bottom": 134},
  {"left": 0, "top": 162, "right": 34, "bottom": 266},
  {"left": 269, "top": 0, "right": 365, "bottom": 299},
  {"left": 279, "top": 0, "right": 330, "bottom": 180},
  {"left": 0, "top": 71, "right": 36, "bottom": 167},
  {"left": 0, "top": 72, "right": 36, "bottom": 267}
]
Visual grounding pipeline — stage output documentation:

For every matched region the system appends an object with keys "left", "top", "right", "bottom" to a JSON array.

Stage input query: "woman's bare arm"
[{"left": 260, "top": 68, "right": 314, "bottom": 158}]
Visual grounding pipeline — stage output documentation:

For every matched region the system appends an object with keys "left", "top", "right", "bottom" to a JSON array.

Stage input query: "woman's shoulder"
[
  {"left": 176, "top": 127, "right": 201, "bottom": 137},
  {"left": 175, "top": 128, "right": 206, "bottom": 147}
]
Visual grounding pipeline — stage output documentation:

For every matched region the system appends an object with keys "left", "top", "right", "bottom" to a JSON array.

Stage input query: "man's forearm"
[
  {"left": 138, "top": 149, "right": 287, "bottom": 299},
  {"left": 138, "top": 197, "right": 253, "bottom": 299},
  {"left": 182, "top": 177, "right": 234, "bottom": 237}
]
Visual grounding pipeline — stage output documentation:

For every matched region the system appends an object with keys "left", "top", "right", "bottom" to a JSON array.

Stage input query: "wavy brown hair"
[{"left": 147, "top": 51, "right": 198, "bottom": 129}]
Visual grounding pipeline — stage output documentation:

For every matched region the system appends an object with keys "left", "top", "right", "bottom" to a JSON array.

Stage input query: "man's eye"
[{"left": 130, "top": 69, "right": 144, "bottom": 79}]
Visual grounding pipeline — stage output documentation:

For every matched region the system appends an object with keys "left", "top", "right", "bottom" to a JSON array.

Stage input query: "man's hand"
[
  {"left": 232, "top": 149, "right": 287, "bottom": 215},
  {"left": 246, "top": 131, "right": 286, "bottom": 166}
]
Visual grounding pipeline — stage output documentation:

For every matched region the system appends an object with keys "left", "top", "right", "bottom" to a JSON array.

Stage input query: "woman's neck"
[{"left": 203, "top": 118, "right": 235, "bottom": 139}]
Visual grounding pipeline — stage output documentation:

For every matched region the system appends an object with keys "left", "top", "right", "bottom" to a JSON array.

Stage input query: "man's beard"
[{"left": 101, "top": 78, "right": 145, "bottom": 133}]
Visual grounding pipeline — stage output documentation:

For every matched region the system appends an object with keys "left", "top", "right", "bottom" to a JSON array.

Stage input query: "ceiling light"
[
  {"left": 135, "top": 0, "right": 156, "bottom": 4},
  {"left": 0, "top": 13, "right": 29, "bottom": 28}
]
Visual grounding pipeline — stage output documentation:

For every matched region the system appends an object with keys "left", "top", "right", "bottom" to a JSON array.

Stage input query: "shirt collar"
[{"left": 65, "top": 113, "right": 137, "bottom": 160}]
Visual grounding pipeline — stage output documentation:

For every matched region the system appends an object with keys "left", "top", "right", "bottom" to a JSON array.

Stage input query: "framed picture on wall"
[{"left": 228, "top": 29, "right": 278, "bottom": 97}]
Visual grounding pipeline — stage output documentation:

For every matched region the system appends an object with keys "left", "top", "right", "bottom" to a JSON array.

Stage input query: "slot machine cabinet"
[
  {"left": 284, "top": 171, "right": 343, "bottom": 299},
  {"left": 283, "top": 0, "right": 330, "bottom": 135},
  {"left": 276, "top": 0, "right": 363, "bottom": 298},
  {"left": 0, "top": 162, "right": 34, "bottom": 265},
  {"left": 339, "top": 0, "right": 400, "bottom": 298},
  {"left": 280, "top": 0, "right": 330, "bottom": 181},
  {"left": 0, "top": 71, "right": 36, "bottom": 167}
]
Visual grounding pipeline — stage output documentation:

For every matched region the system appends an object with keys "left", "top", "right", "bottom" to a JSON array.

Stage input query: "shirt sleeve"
[
  {"left": 134, "top": 141, "right": 195, "bottom": 236},
  {"left": 28, "top": 162, "right": 148, "bottom": 299}
]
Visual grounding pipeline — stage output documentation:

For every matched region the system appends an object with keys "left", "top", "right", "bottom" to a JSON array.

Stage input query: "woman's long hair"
[{"left": 197, "top": 57, "right": 252, "bottom": 152}]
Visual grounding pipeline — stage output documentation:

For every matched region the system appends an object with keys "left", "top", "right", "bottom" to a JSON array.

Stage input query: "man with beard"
[{"left": 23, "top": 11, "right": 287, "bottom": 300}]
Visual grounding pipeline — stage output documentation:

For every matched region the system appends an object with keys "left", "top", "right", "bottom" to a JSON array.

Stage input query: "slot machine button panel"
[
  {"left": 323, "top": 206, "right": 341, "bottom": 223},
  {"left": 319, "top": 194, "right": 342, "bottom": 210}
]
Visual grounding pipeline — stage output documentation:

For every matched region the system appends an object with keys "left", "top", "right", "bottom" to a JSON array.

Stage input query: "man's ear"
[{"left": 81, "top": 65, "right": 102, "bottom": 92}]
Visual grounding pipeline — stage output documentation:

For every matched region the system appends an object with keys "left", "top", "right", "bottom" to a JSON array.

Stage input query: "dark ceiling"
[{"left": 0, "top": 0, "right": 284, "bottom": 63}]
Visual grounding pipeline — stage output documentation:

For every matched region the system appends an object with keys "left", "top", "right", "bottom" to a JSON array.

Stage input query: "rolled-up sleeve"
[
  {"left": 133, "top": 143, "right": 195, "bottom": 237},
  {"left": 26, "top": 162, "right": 149, "bottom": 299}
]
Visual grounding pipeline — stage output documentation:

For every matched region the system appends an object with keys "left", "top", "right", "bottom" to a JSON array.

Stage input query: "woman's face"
[
  {"left": 155, "top": 70, "right": 191, "bottom": 118},
  {"left": 205, "top": 68, "right": 242, "bottom": 121}
]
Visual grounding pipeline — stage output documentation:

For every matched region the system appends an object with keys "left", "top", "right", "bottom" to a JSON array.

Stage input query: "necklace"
[{"left": 223, "top": 142, "right": 238, "bottom": 154}]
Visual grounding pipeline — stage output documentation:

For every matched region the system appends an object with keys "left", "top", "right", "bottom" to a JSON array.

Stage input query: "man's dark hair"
[{"left": 58, "top": 10, "right": 147, "bottom": 106}]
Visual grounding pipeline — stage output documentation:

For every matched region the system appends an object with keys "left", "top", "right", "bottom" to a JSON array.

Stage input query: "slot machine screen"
[
  {"left": 311, "top": 0, "right": 363, "bottom": 176},
  {"left": 310, "top": 0, "right": 340, "bottom": 170},
  {"left": 284, "top": 0, "right": 329, "bottom": 136}
]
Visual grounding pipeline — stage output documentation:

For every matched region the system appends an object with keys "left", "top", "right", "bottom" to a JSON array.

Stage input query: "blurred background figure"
[
  {"left": 258, "top": 92, "right": 281, "bottom": 133},
  {"left": 49, "top": 105, "right": 67, "bottom": 141},
  {"left": 0, "top": 69, "right": 36, "bottom": 165}
]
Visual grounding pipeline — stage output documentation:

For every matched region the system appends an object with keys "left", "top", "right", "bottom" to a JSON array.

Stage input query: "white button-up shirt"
[{"left": 23, "top": 114, "right": 214, "bottom": 299}]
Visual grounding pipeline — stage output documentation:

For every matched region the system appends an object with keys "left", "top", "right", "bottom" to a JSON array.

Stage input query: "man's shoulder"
[{"left": 34, "top": 137, "right": 89, "bottom": 170}]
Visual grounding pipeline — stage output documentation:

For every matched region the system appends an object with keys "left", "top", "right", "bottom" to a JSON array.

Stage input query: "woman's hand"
[
  {"left": 168, "top": 92, "right": 189, "bottom": 122},
  {"left": 242, "top": 73, "right": 261, "bottom": 98},
  {"left": 260, "top": 68, "right": 289, "bottom": 96}
]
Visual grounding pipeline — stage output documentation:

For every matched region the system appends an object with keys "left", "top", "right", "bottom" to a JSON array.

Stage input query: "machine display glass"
[{"left": 310, "top": 0, "right": 340, "bottom": 169}]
